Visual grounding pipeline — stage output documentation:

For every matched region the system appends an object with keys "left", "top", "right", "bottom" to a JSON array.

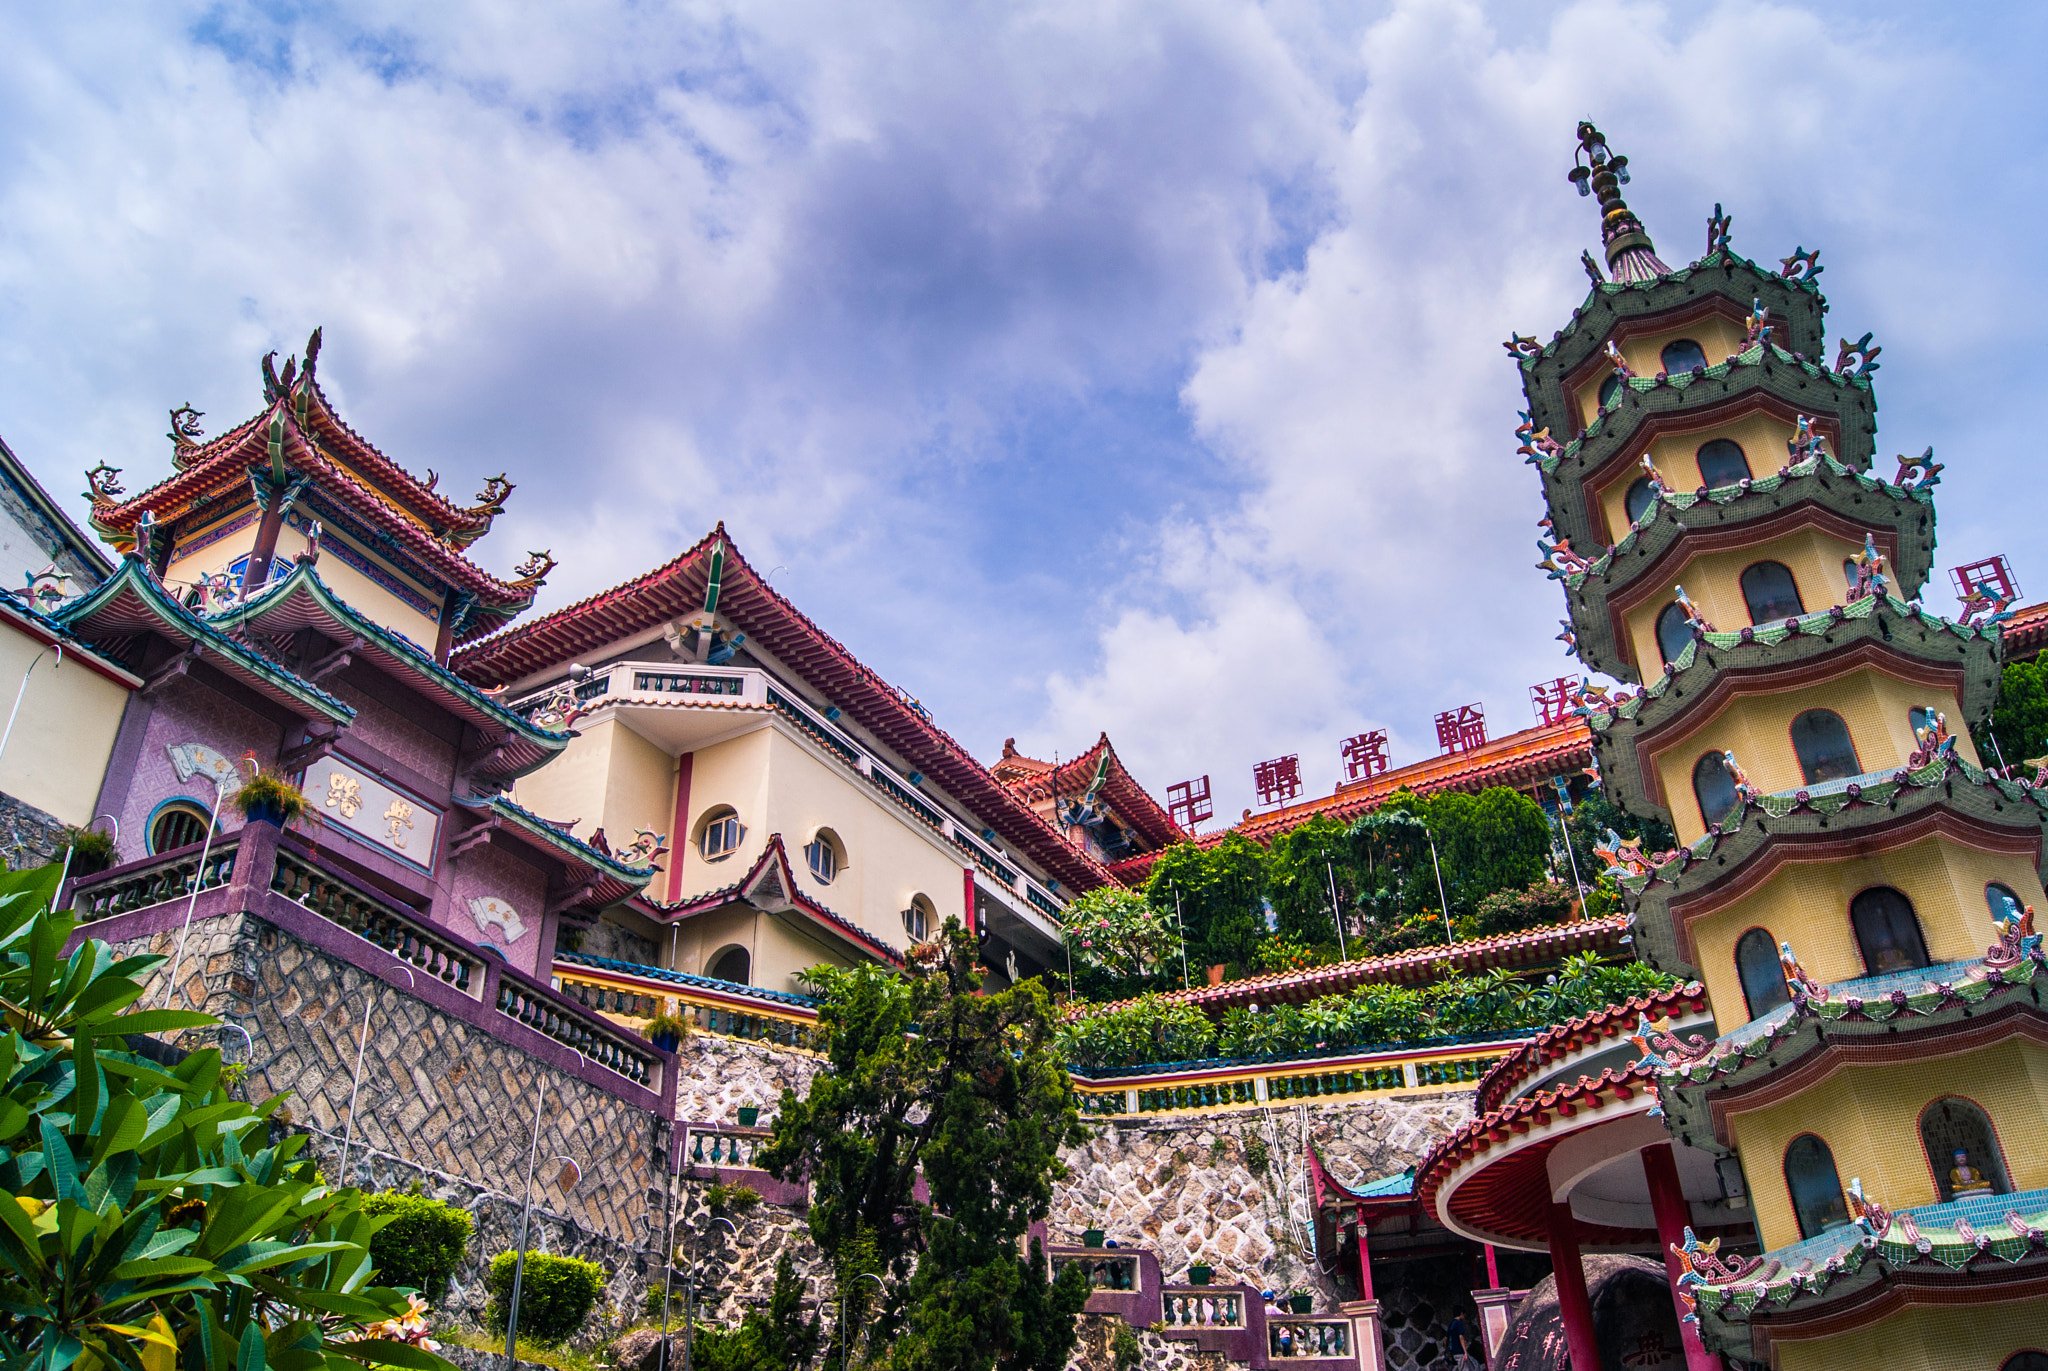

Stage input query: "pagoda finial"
[{"left": 1567, "top": 121, "right": 1670, "bottom": 283}]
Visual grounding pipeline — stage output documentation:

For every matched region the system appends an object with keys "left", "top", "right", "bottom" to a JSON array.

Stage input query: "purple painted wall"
[
  {"left": 112, "top": 676, "right": 284, "bottom": 864},
  {"left": 327, "top": 679, "right": 457, "bottom": 788},
  {"left": 446, "top": 840, "right": 551, "bottom": 976}
]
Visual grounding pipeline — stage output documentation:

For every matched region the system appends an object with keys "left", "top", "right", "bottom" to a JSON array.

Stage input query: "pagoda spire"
[{"left": 1568, "top": 121, "right": 1670, "bottom": 283}]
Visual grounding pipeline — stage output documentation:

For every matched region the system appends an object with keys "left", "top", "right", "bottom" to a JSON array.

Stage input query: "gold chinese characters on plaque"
[{"left": 317, "top": 758, "right": 440, "bottom": 869}]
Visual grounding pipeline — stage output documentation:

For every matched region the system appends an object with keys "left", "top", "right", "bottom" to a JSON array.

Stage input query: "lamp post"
[
  {"left": 337, "top": 965, "right": 416, "bottom": 1185},
  {"left": 504, "top": 1142, "right": 583, "bottom": 1371},
  {"left": 840, "top": 1271, "right": 886, "bottom": 1371},
  {"left": 0, "top": 645, "right": 60, "bottom": 770}
]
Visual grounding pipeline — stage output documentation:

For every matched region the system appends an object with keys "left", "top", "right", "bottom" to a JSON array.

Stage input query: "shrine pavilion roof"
[
  {"left": 454, "top": 526, "right": 1111, "bottom": 894},
  {"left": 2000, "top": 598, "right": 2048, "bottom": 661},
  {"left": 88, "top": 338, "right": 546, "bottom": 642},
  {"left": 1072, "top": 913, "right": 1629, "bottom": 1018},
  {"left": 994, "top": 733, "right": 1185, "bottom": 852},
  {"left": 642, "top": 832, "right": 904, "bottom": 967},
  {"left": 56, "top": 555, "right": 355, "bottom": 725},
  {"left": 1473, "top": 980, "right": 1710, "bottom": 1116},
  {"left": 222, "top": 562, "right": 570, "bottom": 784}
]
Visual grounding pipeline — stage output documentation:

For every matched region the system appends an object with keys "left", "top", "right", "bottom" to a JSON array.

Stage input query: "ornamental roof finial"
[{"left": 1568, "top": 121, "right": 1670, "bottom": 283}]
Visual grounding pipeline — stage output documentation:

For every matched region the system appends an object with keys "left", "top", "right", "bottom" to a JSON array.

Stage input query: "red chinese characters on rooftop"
[
  {"left": 1340, "top": 731, "right": 1389, "bottom": 781},
  {"left": 1950, "top": 555, "right": 2021, "bottom": 605},
  {"left": 1434, "top": 703, "right": 1486, "bottom": 755},
  {"left": 1529, "top": 677, "right": 1575, "bottom": 728},
  {"left": 1253, "top": 755, "right": 1302, "bottom": 807},
  {"left": 1166, "top": 775, "right": 1213, "bottom": 829}
]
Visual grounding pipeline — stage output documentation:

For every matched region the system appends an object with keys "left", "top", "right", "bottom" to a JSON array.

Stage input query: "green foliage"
[
  {"left": 1056, "top": 889, "right": 1187, "bottom": 983},
  {"left": 486, "top": 1251, "right": 607, "bottom": 1345},
  {"left": 1058, "top": 955, "right": 1679, "bottom": 1070},
  {"left": 1263, "top": 817, "right": 1349, "bottom": 956},
  {"left": 1250, "top": 938, "right": 1322, "bottom": 974},
  {"left": 1972, "top": 657, "right": 2048, "bottom": 771},
  {"left": 1464, "top": 883, "right": 1574, "bottom": 940},
  {"left": 0, "top": 861, "right": 455, "bottom": 1371},
  {"left": 1052, "top": 996, "right": 1215, "bottom": 1071},
  {"left": 1561, "top": 793, "right": 1675, "bottom": 883},
  {"left": 704, "top": 1183, "right": 761, "bottom": 1213},
  {"left": 55, "top": 827, "right": 116, "bottom": 878},
  {"left": 691, "top": 1321, "right": 775, "bottom": 1371},
  {"left": 756, "top": 1253, "right": 820, "bottom": 1371},
  {"left": 234, "top": 768, "right": 311, "bottom": 823},
  {"left": 1241, "top": 1135, "right": 1268, "bottom": 1176},
  {"left": 1425, "top": 789, "right": 1551, "bottom": 915},
  {"left": 1110, "top": 1325, "right": 1140, "bottom": 1371},
  {"left": 640, "top": 1010, "right": 690, "bottom": 1046},
  {"left": 757, "top": 923, "right": 1089, "bottom": 1371},
  {"left": 360, "top": 1191, "right": 473, "bottom": 1299},
  {"left": 1143, "top": 835, "right": 1267, "bottom": 976}
]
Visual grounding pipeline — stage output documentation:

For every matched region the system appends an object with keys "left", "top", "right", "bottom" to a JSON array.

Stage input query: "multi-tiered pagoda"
[{"left": 1420, "top": 125, "right": 2048, "bottom": 1370}]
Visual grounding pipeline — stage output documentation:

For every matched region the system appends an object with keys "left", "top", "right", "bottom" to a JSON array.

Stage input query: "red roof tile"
[{"left": 1472, "top": 981, "right": 1709, "bottom": 1115}]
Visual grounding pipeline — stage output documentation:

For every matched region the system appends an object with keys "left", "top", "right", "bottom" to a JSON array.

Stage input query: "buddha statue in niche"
[{"left": 1950, "top": 1148, "right": 1996, "bottom": 1198}]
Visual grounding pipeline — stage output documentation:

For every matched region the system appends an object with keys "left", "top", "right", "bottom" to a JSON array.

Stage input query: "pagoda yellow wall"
[
  {"left": 1773, "top": 1295, "right": 2048, "bottom": 1371},
  {"left": 1654, "top": 670, "right": 1979, "bottom": 846},
  {"left": 0, "top": 618, "right": 130, "bottom": 826},
  {"left": 1621, "top": 527, "right": 1864, "bottom": 678},
  {"left": 1689, "top": 834, "right": 2043, "bottom": 1023},
  {"left": 1595, "top": 409, "right": 1796, "bottom": 544},
  {"left": 1727, "top": 1037, "right": 2048, "bottom": 1252},
  {"left": 1573, "top": 314, "right": 1750, "bottom": 429},
  {"left": 164, "top": 514, "right": 259, "bottom": 599}
]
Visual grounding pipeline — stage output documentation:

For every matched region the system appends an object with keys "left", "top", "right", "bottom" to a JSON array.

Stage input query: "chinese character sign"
[
  {"left": 1166, "top": 776, "right": 1213, "bottom": 829},
  {"left": 1434, "top": 704, "right": 1487, "bottom": 755},
  {"left": 315, "top": 759, "right": 441, "bottom": 870},
  {"left": 1253, "top": 756, "right": 1302, "bottom": 807},
  {"left": 1340, "top": 731, "right": 1389, "bottom": 781},
  {"left": 1529, "top": 677, "right": 1575, "bottom": 727},
  {"left": 1951, "top": 555, "right": 2021, "bottom": 604}
]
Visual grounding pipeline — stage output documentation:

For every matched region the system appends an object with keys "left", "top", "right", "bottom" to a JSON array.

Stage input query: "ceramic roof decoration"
[
  {"left": 453, "top": 525, "right": 1111, "bottom": 895},
  {"left": 219, "top": 561, "right": 571, "bottom": 785},
  {"left": 85, "top": 331, "right": 546, "bottom": 644},
  {"left": 56, "top": 553, "right": 356, "bottom": 725},
  {"left": 451, "top": 793, "right": 657, "bottom": 913},
  {"left": 1552, "top": 448, "right": 1940, "bottom": 682},
  {"left": 1471, "top": 980, "right": 1711, "bottom": 1115},
  {"left": 994, "top": 733, "right": 1186, "bottom": 854}
]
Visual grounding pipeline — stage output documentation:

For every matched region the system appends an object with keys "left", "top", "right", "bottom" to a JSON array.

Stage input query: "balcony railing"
[
  {"left": 553, "top": 958, "right": 828, "bottom": 1052},
  {"left": 1069, "top": 1039, "right": 1525, "bottom": 1118},
  {"left": 495, "top": 978, "right": 658, "bottom": 1087},
  {"left": 71, "top": 839, "right": 239, "bottom": 922},
  {"left": 684, "top": 1124, "right": 771, "bottom": 1169},
  {"left": 1054, "top": 1254, "right": 1141, "bottom": 1292},
  {"left": 271, "top": 850, "right": 480, "bottom": 995},
  {"left": 1164, "top": 1290, "right": 1245, "bottom": 1329},
  {"left": 1266, "top": 1320, "right": 1349, "bottom": 1360}
]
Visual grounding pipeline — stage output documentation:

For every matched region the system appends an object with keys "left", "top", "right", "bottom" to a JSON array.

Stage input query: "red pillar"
[
  {"left": 1545, "top": 1202, "right": 1600, "bottom": 1371},
  {"left": 1641, "top": 1143, "right": 1721, "bottom": 1371}
]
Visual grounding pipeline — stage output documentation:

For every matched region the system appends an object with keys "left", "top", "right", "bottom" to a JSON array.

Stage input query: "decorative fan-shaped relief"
[
  {"left": 166, "top": 743, "right": 243, "bottom": 797},
  {"left": 469, "top": 896, "right": 527, "bottom": 944}
]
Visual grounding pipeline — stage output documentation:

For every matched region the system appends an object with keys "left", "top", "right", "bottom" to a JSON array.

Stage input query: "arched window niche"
[
  {"left": 1987, "top": 882, "right": 2027, "bottom": 925},
  {"left": 1741, "top": 561, "right": 1806, "bottom": 624},
  {"left": 1661, "top": 339, "right": 1709, "bottom": 375},
  {"left": 1655, "top": 601, "right": 1694, "bottom": 666},
  {"left": 1692, "top": 751, "right": 1740, "bottom": 829},
  {"left": 1851, "top": 886, "right": 1930, "bottom": 975},
  {"left": 1790, "top": 709, "right": 1860, "bottom": 785},
  {"left": 1735, "top": 927, "right": 1790, "bottom": 1021},
  {"left": 2000, "top": 1353, "right": 2048, "bottom": 1371},
  {"left": 1623, "top": 477, "right": 1657, "bottom": 526},
  {"left": 697, "top": 806, "right": 744, "bottom": 861},
  {"left": 706, "top": 945, "right": 752, "bottom": 986},
  {"left": 147, "top": 799, "right": 216, "bottom": 855},
  {"left": 1695, "top": 438, "right": 1750, "bottom": 488},
  {"left": 1784, "top": 1134, "right": 1850, "bottom": 1239},
  {"left": 1919, "top": 1096, "right": 2011, "bottom": 1202}
]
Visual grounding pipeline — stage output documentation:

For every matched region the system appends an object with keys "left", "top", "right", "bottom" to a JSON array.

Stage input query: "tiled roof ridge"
[
  {"left": 57, "top": 554, "right": 356, "bottom": 723},
  {"left": 555, "top": 948, "right": 823, "bottom": 1010},
  {"left": 996, "top": 733, "right": 1185, "bottom": 848},
  {"left": 1415, "top": 1058, "right": 1661, "bottom": 1215},
  {"left": 453, "top": 526, "right": 1115, "bottom": 893},
  {"left": 220, "top": 562, "right": 568, "bottom": 750},
  {"left": 1512, "top": 253, "right": 1826, "bottom": 373},
  {"left": 470, "top": 793, "right": 660, "bottom": 881},
  {"left": 298, "top": 377, "right": 497, "bottom": 534},
  {"left": 1069, "top": 914, "right": 1630, "bottom": 1018},
  {"left": 1473, "top": 981, "right": 1708, "bottom": 1115},
  {"left": 94, "top": 400, "right": 535, "bottom": 615}
]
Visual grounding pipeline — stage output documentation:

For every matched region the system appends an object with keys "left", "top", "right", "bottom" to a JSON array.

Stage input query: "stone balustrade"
[
  {"left": 1266, "top": 1319, "right": 1351, "bottom": 1361},
  {"left": 271, "top": 849, "right": 481, "bottom": 995},
  {"left": 1162, "top": 1289, "right": 1245, "bottom": 1329},
  {"left": 70, "top": 838, "right": 238, "bottom": 923}
]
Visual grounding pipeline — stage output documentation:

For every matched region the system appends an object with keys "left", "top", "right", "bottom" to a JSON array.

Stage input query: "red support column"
[
  {"left": 1545, "top": 1202, "right": 1600, "bottom": 1371},
  {"left": 1642, "top": 1143, "right": 1721, "bottom": 1371}
]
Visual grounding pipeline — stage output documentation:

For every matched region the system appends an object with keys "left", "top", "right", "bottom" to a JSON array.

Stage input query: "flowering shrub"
[
  {"left": 1054, "top": 994, "right": 1215, "bottom": 1070},
  {"left": 338, "top": 1292, "right": 440, "bottom": 1352},
  {"left": 1060, "top": 887, "right": 1184, "bottom": 981}
]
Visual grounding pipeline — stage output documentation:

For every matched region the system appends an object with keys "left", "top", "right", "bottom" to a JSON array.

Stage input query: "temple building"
[
  {"left": 993, "top": 734, "right": 1185, "bottom": 866},
  {"left": 450, "top": 531, "right": 1112, "bottom": 1001},
  {"left": 1417, "top": 124, "right": 2048, "bottom": 1370}
]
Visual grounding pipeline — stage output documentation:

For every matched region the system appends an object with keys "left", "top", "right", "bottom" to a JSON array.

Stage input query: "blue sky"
[{"left": 2, "top": 0, "right": 2043, "bottom": 823}]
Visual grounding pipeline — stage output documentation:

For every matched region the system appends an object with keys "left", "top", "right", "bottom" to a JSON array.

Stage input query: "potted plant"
[
  {"left": 1287, "top": 1290, "right": 1314, "bottom": 1314},
  {"left": 736, "top": 1105, "right": 761, "bottom": 1127},
  {"left": 1082, "top": 1228, "right": 1106, "bottom": 1249},
  {"left": 235, "top": 769, "right": 309, "bottom": 827},
  {"left": 641, "top": 1009, "right": 689, "bottom": 1053},
  {"left": 57, "top": 826, "right": 116, "bottom": 878},
  {"left": 1188, "top": 1263, "right": 1213, "bottom": 1286}
]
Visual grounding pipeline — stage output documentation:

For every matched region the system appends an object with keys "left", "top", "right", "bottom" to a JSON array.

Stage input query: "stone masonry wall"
[
  {"left": 0, "top": 789, "right": 70, "bottom": 869},
  {"left": 1051, "top": 1094, "right": 1476, "bottom": 1303}
]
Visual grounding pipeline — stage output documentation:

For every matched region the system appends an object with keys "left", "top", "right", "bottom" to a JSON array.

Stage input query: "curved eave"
[
  {"left": 1475, "top": 982, "right": 1711, "bottom": 1115},
  {"left": 1416, "top": 1064, "right": 1667, "bottom": 1251},
  {"left": 222, "top": 565, "right": 568, "bottom": 781},
  {"left": 55, "top": 557, "right": 354, "bottom": 724},
  {"left": 1585, "top": 594, "right": 2002, "bottom": 819},
  {"left": 1516, "top": 254, "right": 1828, "bottom": 435},
  {"left": 1561, "top": 462, "right": 1938, "bottom": 682},
  {"left": 454, "top": 795, "right": 656, "bottom": 908},
  {"left": 1532, "top": 343, "right": 1878, "bottom": 556},
  {"left": 1623, "top": 757, "right": 2047, "bottom": 977},
  {"left": 645, "top": 833, "right": 904, "bottom": 967}
]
